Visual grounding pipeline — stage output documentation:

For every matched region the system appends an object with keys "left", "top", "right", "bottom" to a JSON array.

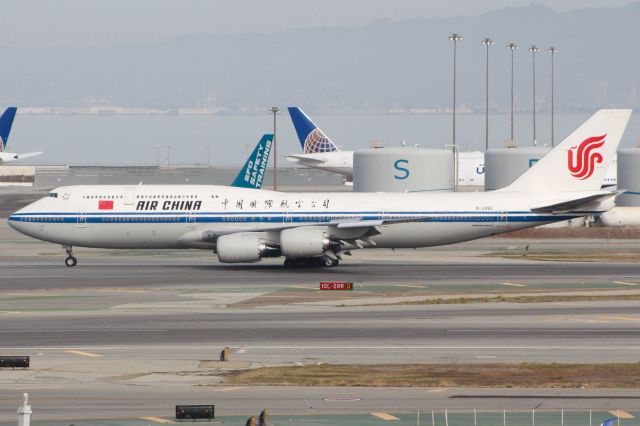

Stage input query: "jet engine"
[
  {"left": 280, "top": 227, "right": 341, "bottom": 258},
  {"left": 216, "top": 233, "right": 281, "bottom": 263}
]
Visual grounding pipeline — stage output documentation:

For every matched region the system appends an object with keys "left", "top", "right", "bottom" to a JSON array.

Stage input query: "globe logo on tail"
[
  {"left": 567, "top": 134, "right": 606, "bottom": 180},
  {"left": 303, "top": 128, "right": 336, "bottom": 153}
]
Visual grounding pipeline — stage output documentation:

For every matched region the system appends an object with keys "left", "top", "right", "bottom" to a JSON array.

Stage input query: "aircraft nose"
[{"left": 7, "top": 213, "right": 26, "bottom": 233}]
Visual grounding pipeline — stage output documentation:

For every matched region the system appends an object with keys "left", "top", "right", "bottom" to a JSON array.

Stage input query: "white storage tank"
[
  {"left": 353, "top": 147, "right": 453, "bottom": 192},
  {"left": 616, "top": 148, "right": 640, "bottom": 206},
  {"left": 484, "top": 146, "right": 551, "bottom": 191}
]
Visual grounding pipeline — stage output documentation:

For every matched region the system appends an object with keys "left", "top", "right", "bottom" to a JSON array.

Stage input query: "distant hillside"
[{"left": 1, "top": 2, "right": 639, "bottom": 111}]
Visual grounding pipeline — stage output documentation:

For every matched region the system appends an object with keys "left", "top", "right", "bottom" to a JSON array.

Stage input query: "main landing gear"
[
  {"left": 284, "top": 256, "right": 339, "bottom": 268},
  {"left": 64, "top": 246, "right": 77, "bottom": 267}
]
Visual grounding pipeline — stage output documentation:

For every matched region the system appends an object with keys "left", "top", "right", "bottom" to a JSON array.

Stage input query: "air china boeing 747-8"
[{"left": 8, "top": 109, "right": 630, "bottom": 268}]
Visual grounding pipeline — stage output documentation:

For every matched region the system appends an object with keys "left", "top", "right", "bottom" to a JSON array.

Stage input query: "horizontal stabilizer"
[
  {"left": 15, "top": 151, "right": 43, "bottom": 160},
  {"left": 530, "top": 191, "right": 619, "bottom": 213},
  {"left": 286, "top": 154, "right": 326, "bottom": 164}
]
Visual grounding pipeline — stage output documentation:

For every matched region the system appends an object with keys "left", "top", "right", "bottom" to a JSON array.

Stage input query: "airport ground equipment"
[
  {"left": 0, "top": 356, "right": 29, "bottom": 369},
  {"left": 175, "top": 404, "right": 215, "bottom": 421}
]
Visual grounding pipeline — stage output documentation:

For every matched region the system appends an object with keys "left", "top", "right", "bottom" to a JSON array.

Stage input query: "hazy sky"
[{"left": 0, "top": 0, "right": 635, "bottom": 47}]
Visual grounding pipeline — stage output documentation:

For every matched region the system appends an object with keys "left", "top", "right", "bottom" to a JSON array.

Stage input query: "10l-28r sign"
[{"left": 320, "top": 281, "right": 353, "bottom": 291}]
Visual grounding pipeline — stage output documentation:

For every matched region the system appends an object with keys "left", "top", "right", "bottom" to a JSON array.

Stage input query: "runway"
[
  {"left": 2, "top": 232, "right": 640, "bottom": 420},
  {"left": 4, "top": 258, "right": 640, "bottom": 290}
]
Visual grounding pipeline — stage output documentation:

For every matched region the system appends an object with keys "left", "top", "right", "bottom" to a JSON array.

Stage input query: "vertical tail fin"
[
  {"left": 287, "top": 106, "right": 339, "bottom": 153},
  {"left": 500, "top": 109, "right": 632, "bottom": 192},
  {"left": 0, "top": 107, "right": 17, "bottom": 152},
  {"left": 231, "top": 134, "right": 274, "bottom": 189}
]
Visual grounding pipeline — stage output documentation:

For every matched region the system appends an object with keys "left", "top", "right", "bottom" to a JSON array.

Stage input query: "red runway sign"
[{"left": 320, "top": 281, "right": 353, "bottom": 291}]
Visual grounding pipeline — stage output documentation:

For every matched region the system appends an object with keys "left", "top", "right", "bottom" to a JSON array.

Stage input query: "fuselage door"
[
  {"left": 124, "top": 187, "right": 136, "bottom": 205},
  {"left": 497, "top": 211, "right": 509, "bottom": 227},
  {"left": 283, "top": 211, "right": 293, "bottom": 224},
  {"left": 186, "top": 213, "right": 196, "bottom": 228},
  {"left": 76, "top": 213, "right": 87, "bottom": 228}
]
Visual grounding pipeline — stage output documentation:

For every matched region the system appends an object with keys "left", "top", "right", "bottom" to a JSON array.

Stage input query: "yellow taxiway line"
[
  {"left": 140, "top": 416, "right": 175, "bottom": 424},
  {"left": 371, "top": 412, "right": 400, "bottom": 420},
  {"left": 64, "top": 350, "right": 102, "bottom": 357},
  {"left": 609, "top": 410, "right": 635, "bottom": 419},
  {"left": 500, "top": 282, "right": 527, "bottom": 287}
]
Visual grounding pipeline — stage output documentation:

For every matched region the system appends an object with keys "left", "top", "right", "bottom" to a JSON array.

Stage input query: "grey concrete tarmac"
[{"left": 2, "top": 228, "right": 640, "bottom": 421}]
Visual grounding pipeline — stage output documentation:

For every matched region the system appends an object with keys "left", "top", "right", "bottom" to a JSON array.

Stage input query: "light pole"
[
  {"left": 205, "top": 145, "right": 210, "bottom": 167},
  {"left": 166, "top": 144, "right": 171, "bottom": 166},
  {"left": 482, "top": 38, "right": 494, "bottom": 151},
  {"left": 269, "top": 106, "right": 280, "bottom": 191},
  {"left": 506, "top": 43, "right": 518, "bottom": 145},
  {"left": 155, "top": 145, "right": 160, "bottom": 167},
  {"left": 529, "top": 45, "right": 540, "bottom": 146},
  {"left": 448, "top": 32, "right": 462, "bottom": 191},
  {"left": 548, "top": 46, "right": 558, "bottom": 147}
]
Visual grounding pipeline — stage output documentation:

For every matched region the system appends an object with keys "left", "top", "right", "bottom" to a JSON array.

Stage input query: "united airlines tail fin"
[
  {"left": 288, "top": 107, "right": 339, "bottom": 153},
  {"left": 231, "top": 134, "right": 274, "bottom": 189},
  {"left": 501, "top": 109, "right": 632, "bottom": 193},
  {"left": 0, "top": 107, "right": 17, "bottom": 152}
]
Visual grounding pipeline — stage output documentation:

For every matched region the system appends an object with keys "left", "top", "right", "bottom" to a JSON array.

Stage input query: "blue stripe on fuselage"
[{"left": 8, "top": 212, "right": 585, "bottom": 224}]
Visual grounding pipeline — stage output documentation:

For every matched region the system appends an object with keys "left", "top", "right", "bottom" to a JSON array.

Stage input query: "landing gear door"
[
  {"left": 124, "top": 187, "right": 136, "bottom": 205},
  {"left": 497, "top": 211, "right": 509, "bottom": 228}
]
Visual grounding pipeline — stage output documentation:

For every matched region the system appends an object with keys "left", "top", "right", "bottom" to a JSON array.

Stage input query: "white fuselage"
[
  {"left": 286, "top": 151, "right": 354, "bottom": 177},
  {"left": 9, "top": 185, "right": 604, "bottom": 252}
]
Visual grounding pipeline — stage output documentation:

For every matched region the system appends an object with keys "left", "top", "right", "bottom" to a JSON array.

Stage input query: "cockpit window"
[{"left": 47, "top": 192, "right": 58, "bottom": 198}]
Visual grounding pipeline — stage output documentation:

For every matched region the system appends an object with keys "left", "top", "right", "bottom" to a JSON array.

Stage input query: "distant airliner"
[
  {"left": 0, "top": 107, "right": 43, "bottom": 165},
  {"left": 286, "top": 106, "right": 485, "bottom": 187},
  {"left": 8, "top": 110, "right": 630, "bottom": 268}
]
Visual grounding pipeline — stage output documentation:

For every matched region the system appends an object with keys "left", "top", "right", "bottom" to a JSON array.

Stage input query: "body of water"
[{"left": 8, "top": 112, "right": 640, "bottom": 166}]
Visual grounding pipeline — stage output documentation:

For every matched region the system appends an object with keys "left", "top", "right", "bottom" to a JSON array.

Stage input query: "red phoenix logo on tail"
[{"left": 567, "top": 134, "right": 606, "bottom": 180}]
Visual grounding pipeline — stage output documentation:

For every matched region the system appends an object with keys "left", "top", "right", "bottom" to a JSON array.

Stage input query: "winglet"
[
  {"left": 0, "top": 107, "right": 17, "bottom": 151},
  {"left": 231, "top": 134, "right": 274, "bottom": 189},
  {"left": 288, "top": 107, "right": 338, "bottom": 153}
]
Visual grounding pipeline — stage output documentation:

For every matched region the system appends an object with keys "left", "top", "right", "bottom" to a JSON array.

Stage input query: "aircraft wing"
[
  {"left": 179, "top": 215, "right": 429, "bottom": 247},
  {"left": 530, "top": 191, "right": 620, "bottom": 213}
]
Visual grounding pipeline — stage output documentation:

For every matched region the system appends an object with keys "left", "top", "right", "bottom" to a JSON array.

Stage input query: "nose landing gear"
[{"left": 63, "top": 246, "right": 77, "bottom": 267}]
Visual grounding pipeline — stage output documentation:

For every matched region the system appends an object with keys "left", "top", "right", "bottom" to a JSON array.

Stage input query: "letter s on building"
[{"left": 394, "top": 159, "right": 410, "bottom": 180}]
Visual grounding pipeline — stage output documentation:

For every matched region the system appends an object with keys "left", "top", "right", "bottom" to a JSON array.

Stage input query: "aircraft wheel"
[
  {"left": 323, "top": 257, "right": 339, "bottom": 267},
  {"left": 284, "top": 258, "right": 295, "bottom": 268},
  {"left": 65, "top": 256, "right": 77, "bottom": 267}
]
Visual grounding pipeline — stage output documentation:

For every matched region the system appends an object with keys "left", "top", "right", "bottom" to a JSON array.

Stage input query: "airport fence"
[{"left": 417, "top": 409, "right": 636, "bottom": 426}]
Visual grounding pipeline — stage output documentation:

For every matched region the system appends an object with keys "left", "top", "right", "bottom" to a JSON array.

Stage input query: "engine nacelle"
[
  {"left": 280, "top": 227, "right": 340, "bottom": 258},
  {"left": 216, "top": 233, "right": 280, "bottom": 263}
]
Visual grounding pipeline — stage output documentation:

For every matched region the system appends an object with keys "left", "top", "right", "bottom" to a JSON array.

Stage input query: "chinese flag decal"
[{"left": 98, "top": 200, "right": 114, "bottom": 210}]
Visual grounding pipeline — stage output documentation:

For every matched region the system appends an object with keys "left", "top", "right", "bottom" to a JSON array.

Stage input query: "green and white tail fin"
[{"left": 500, "top": 109, "right": 631, "bottom": 193}]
